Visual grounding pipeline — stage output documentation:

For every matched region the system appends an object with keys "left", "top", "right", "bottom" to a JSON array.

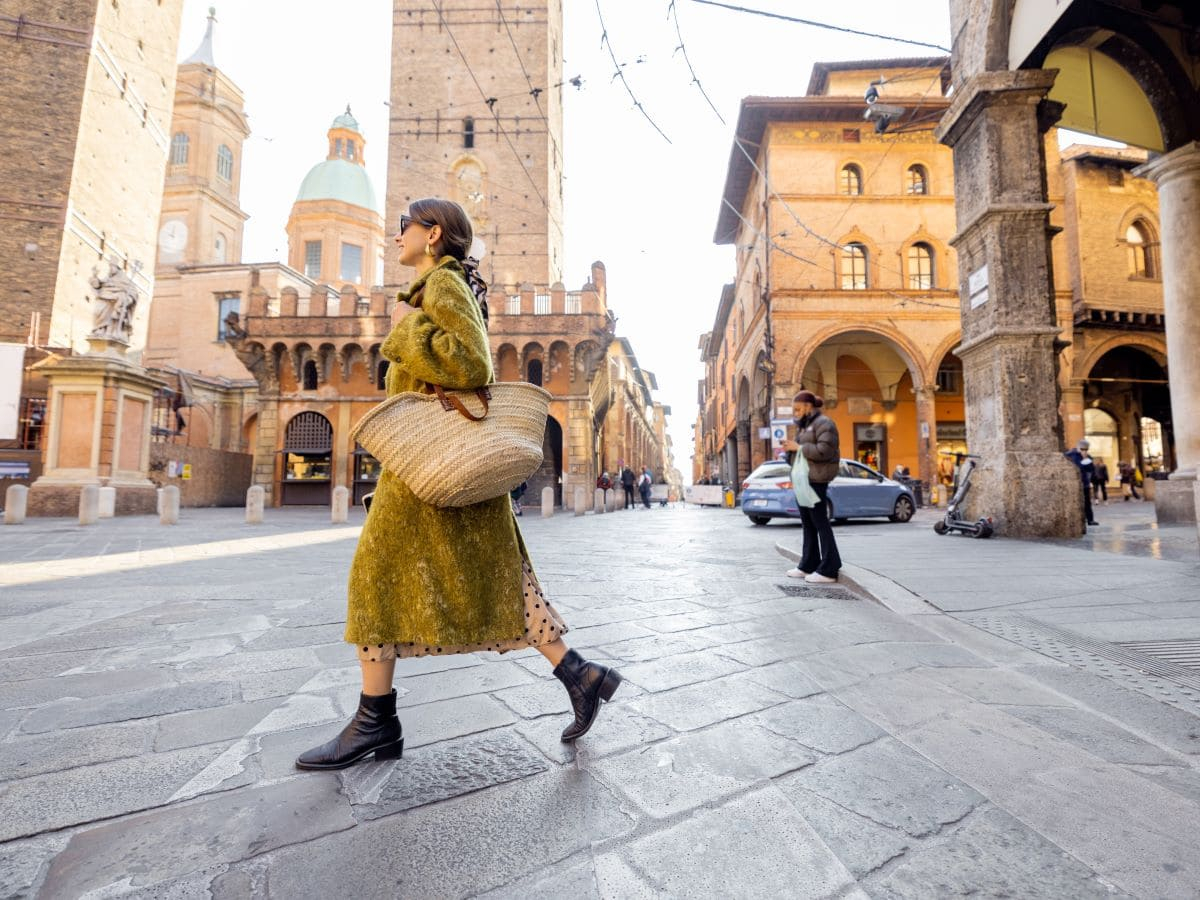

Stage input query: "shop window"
[
  {"left": 907, "top": 242, "right": 934, "bottom": 290},
  {"left": 841, "top": 243, "right": 868, "bottom": 290},
  {"left": 906, "top": 164, "right": 928, "bottom": 195},
  {"left": 283, "top": 412, "right": 333, "bottom": 484},
  {"left": 840, "top": 164, "right": 863, "bottom": 196}
]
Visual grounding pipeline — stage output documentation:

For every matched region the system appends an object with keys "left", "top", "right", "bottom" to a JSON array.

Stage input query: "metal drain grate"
[
  {"left": 777, "top": 584, "right": 859, "bottom": 600},
  {"left": 1117, "top": 640, "right": 1200, "bottom": 671}
]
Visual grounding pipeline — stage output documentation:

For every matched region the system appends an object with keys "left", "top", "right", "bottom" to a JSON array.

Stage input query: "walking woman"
[
  {"left": 297, "top": 198, "right": 622, "bottom": 770},
  {"left": 783, "top": 390, "right": 842, "bottom": 584}
]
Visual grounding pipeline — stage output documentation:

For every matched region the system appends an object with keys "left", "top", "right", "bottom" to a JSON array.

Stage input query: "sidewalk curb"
[{"left": 774, "top": 541, "right": 936, "bottom": 616}]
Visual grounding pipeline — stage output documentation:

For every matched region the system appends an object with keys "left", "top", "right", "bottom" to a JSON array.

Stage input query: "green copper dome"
[
  {"left": 331, "top": 106, "right": 360, "bottom": 132},
  {"left": 295, "top": 159, "right": 380, "bottom": 213}
]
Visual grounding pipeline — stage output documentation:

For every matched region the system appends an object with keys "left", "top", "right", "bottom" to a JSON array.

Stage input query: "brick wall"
[
  {"left": 149, "top": 443, "right": 252, "bottom": 507},
  {"left": 0, "top": 2, "right": 94, "bottom": 345}
]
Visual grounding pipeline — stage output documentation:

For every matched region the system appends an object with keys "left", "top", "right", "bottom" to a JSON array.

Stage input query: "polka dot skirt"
[{"left": 356, "top": 559, "right": 569, "bottom": 662}]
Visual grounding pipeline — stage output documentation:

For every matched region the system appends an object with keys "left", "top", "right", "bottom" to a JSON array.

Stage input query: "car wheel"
[
  {"left": 749, "top": 515, "right": 770, "bottom": 526},
  {"left": 889, "top": 496, "right": 915, "bottom": 523},
  {"left": 826, "top": 499, "right": 843, "bottom": 524}
]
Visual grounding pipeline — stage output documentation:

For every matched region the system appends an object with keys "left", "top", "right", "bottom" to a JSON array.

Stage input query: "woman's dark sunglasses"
[{"left": 400, "top": 214, "right": 436, "bottom": 233}]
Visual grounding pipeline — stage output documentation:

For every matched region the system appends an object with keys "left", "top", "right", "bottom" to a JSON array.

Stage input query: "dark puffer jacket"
[{"left": 789, "top": 413, "right": 840, "bottom": 484}]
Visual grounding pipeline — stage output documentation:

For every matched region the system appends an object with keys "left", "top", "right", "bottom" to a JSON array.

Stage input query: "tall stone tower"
[
  {"left": 156, "top": 8, "right": 250, "bottom": 271},
  {"left": 384, "top": 1, "right": 564, "bottom": 289}
]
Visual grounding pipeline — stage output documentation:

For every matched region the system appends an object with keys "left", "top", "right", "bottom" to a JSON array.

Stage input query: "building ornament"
[{"left": 89, "top": 257, "right": 141, "bottom": 344}]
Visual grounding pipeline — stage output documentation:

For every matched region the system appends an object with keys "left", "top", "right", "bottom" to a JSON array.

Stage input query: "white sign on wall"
[
  {"left": 0, "top": 343, "right": 25, "bottom": 441},
  {"left": 968, "top": 264, "right": 990, "bottom": 309}
]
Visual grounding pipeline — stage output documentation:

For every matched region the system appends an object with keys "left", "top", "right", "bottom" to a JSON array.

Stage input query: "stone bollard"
[
  {"left": 4, "top": 484, "right": 28, "bottom": 524},
  {"left": 79, "top": 484, "right": 100, "bottom": 525},
  {"left": 156, "top": 487, "right": 164, "bottom": 517},
  {"left": 574, "top": 486, "right": 586, "bottom": 516},
  {"left": 541, "top": 485, "right": 554, "bottom": 518},
  {"left": 245, "top": 485, "right": 265, "bottom": 524},
  {"left": 594, "top": 488, "right": 605, "bottom": 514},
  {"left": 98, "top": 486, "right": 116, "bottom": 518},
  {"left": 331, "top": 485, "right": 349, "bottom": 523},
  {"left": 605, "top": 488, "right": 615, "bottom": 512},
  {"left": 160, "top": 485, "right": 180, "bottom": 525}
]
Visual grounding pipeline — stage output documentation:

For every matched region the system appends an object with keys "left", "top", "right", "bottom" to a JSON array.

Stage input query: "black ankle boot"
[
  {"left": 552, "top": 649, "right": 622, "bottom": 743},
  {"left": 295, "top": 689, "right": 403, "bottom": 770}
]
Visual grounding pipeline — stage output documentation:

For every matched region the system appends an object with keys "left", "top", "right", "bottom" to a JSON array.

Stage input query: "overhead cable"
[
  {"left": 595, "top": 0, "right": 672, "bottom": 144},
  {"left": 667, "top": 0, "right": 726, "bottom": 125},
  {"left": 684, "top": 0, "right": 951, "bottom": 54}
]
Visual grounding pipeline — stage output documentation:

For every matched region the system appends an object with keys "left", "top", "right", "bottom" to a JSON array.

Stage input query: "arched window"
[
  {"left": 376, "top": 360, "right": 389, "bottom": 390},
  {"left": 841, "top": 243, "right": 868, "bottom": 290},
  {"left": 906, "top": 164, "right": 928, "bottom": 195},
  {"left": 335, "top": 138, "right": 343, "bottom": 157},
  {"left": 840, "top": 164, "right": 863, "bottom": 196},
  {"left": 1126, "top": 220, "right": 1157, "bottom": 278},
  {"left": 170, "top": 132, "right": 189, "bottom": 165},
  {"left": 463, "top": 117, "right": 475, "bottom": 149},
  {"left": 347, "top": 140, "right": 356, "bottom": 161},
  {"left": 302, "top": 360, "right": 319, "bottom": 390},
  {"left": 217, "top": 144, "right": 234, "bottom": 182},
  {"left": 907, "top": 242, "right": 934, "bottom": 290},
  {"left": 527, "top": 358, "right": 543, "bottom": 386}
]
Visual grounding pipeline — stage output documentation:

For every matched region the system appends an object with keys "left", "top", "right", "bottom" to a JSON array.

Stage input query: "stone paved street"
[{"left": 2, "top": 501, "right": 1199, "bottom": 898}]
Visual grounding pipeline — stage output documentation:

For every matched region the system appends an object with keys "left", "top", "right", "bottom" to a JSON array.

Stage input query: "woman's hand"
[
  {"left": 782, "top": 439, "right": 800, "bottom": 452},
  {"left": 391, "top": 301, "right": 417, "bottom": 326}
]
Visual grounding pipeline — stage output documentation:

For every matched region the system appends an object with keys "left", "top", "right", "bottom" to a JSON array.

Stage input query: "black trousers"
[
  {"left": 798, "top": 481, "right": 841, "bottom": 578},
  {"left": 1082, "top": 482, "right": 1096, "bottom": 525},
  {"left": 1093, "top": 480, "right": 1107, "bottom": 502},
  {"left": 640, "top": 487, "right": 651, "bottom": 509},
  {"left": 623, "top": 486, "right": 634, "bottom": 508}
]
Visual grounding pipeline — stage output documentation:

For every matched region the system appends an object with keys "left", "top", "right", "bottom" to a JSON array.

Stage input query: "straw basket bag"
[{"left": 350, "top": 381, "right": 551, "bottom": 508}]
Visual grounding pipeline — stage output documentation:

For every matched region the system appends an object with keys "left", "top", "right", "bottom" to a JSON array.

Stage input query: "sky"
[{"left": 177, "top": 0, "right": 955, "bottom": 479}]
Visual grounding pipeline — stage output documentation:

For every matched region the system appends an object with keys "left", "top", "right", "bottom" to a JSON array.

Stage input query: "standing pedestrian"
[
  {"left": 639, "top": 466, "right": 653, "bottom": 509},
  {"left": 1064, "top": 439, "right": 1098, "bottom": 528},
  {"left": 596, "top": 471, "right": 612, "bottom": 492},
  {"left": 1092, "top": 457, "right": 1109, "bottom": 504},
  {"left": 1118, "top": 461, "right": 1139, "bottom": 500},
  {"left": 782, "top": 390, "right": 842, "bottom": 583},
  {"left": 620, "top": 466, "right": 636, "bottom": 509},
  {"left": 295, "top": 198, "right": 621, "bottom": 771}
]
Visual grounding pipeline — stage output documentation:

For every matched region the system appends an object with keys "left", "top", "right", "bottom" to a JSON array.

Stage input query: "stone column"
[
  {"left": 1135, "top": 142, "right": 1200, "bottom": 529},
  {"left": 1060, "top": 382, "right": 1086, "bottom": 450},
  {"left": 914, "top": 386, "right": 938, "bottom": 490},
  {"left": 935, "top": 70, "right": 1082, "bottom": 538}
]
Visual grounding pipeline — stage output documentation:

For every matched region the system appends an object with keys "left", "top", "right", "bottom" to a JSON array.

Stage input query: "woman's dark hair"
[
  {"left": 408, "top": 197, "right": 489, "bottom": 321},
  {"left": 793, "top": 389, "right": 823, "bottom": 408}
]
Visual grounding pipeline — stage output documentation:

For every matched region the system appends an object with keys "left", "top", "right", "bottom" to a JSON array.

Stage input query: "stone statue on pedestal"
[{"left": 90, "top": 258, "right": 141, "bottom": 344}]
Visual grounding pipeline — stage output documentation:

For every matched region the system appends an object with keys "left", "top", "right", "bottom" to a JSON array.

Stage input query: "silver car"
[{"left": 740, "top": 459, "right": 916, "bottom": 525}]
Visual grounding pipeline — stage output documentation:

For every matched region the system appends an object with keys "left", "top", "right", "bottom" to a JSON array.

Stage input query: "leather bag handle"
[{"left": 432, "top": 384, "right": 491, "bottom": 422}]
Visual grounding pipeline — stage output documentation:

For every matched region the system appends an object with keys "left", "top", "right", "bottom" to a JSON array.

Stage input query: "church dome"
[
  {"left": 331, "top": 108, "right": 360, "bottom": 132},
  {"left": 295, "top": 158, "right": 380, "bottom": 213}
]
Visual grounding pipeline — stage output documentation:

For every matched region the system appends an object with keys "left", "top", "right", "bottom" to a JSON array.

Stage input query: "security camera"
[{"left": 864, "top": 84, "right": 880, "bottom": 104}]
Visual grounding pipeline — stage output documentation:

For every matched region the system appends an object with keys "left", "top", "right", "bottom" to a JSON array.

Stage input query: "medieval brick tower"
[{"left": 384, "top": 2, "right": 564, "bottom": 289}]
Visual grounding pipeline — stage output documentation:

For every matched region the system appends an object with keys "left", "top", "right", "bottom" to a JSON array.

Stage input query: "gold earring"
[{"left": 425, "top": 243, "right": 435, "bottom": 257}]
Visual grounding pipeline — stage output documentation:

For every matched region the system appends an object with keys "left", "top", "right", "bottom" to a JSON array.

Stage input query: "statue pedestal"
[{"left": 28, "top": 342, "right": 166, "bottom": 517}]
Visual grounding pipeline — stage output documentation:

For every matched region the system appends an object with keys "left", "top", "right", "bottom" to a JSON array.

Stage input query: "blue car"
[{"left": 741, "top": 459, "right": 916, "bottom": 525}]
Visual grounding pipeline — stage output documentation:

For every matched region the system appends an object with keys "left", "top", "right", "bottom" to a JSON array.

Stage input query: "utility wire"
[
  {"left": 493, "top": 0, "right": 564, "bottom": 174},
  {"left": 685, "top": 0, "right": 951, "bottom": 54},
  {"left": 667, "top": 0, "right": 726, "bottom": 125},
  {"left": 430, "top": 0, "right": 553, "bottom": 218},
  {"left": 595, "top": 0, "right": 672, "bottom": 144}
]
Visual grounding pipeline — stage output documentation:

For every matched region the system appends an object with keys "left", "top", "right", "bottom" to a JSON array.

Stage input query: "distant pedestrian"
[
  {"left": 596, "top": 471, "right": 612, "bottom": 492},
  {"left": 782, "top": 390, "right": 842, "bottom": 583},
  {"left": 1064, "top": 439, "right": 1098, "bottom": 528},
  {"left": 1119, "top": 461, "right": 1141, "bottom": 500},
  {"left": 620, "top": 466, "right": 636, "bottom": 509},
  {"left": 295, "top": 198, "right": 621, "bottom": 772},
  {"left": 1092, "top": 458, "right": 1109, "bottom": 503},
  {"left": 639, "top": 467, "right": 653, "bottom": 509}
]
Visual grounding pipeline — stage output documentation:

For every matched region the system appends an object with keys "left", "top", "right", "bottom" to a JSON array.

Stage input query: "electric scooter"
[{"left": 933, "top": 452, "right": 994, "bottom": 538}]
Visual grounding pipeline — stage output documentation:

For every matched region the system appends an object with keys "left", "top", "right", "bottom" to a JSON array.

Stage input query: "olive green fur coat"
[{"left": 344, "top": 257, "right": 528, "bottom": 648}]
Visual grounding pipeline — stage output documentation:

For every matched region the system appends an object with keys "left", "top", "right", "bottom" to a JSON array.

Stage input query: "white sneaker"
[
  {"left": 786, "top": 568, "right": 811, "bottom": 578},
  {"left": 805, "top": 572, "right": 837, "bottom": 584}
]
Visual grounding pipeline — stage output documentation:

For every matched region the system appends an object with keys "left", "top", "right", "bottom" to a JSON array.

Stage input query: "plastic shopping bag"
[{"left": 791, "top": 453, "right": 820, "bottom": 508}]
